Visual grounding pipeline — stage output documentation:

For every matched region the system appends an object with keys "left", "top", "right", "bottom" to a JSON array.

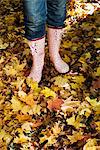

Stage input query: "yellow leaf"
[
  {"left": 66, "top": 115, "right": 84, "bottom": 129},
  {"left": 11, "top": 96, "right": 23, "bottom": 111},
  {"left": 61, "top": 98, "right": 80, "bottom": 113},
  {"left": 94, "top": 41, "right": 100, "bottom": 48},
  {"left": 21, "top": 105, "right": 31, "bottom": 114},
  {"left": 70, "top": 83, "right": 79, "bottom": 89},
  {"left": 0, "top": 129, "right": 6, "bottom": 139},
  {"left": 21, "top": 122, "right": 32, "bottom": 131},
  {"left": 53, "top": 76, "right": 69, "bottom": 89},
  {"left": 95, "top": 122, "right": 100, "bottom": 131},
  {"left": 13, "top": 134, "right": 30, "bottom": 144},
  {"left": 18, "top": 91, "right": 27, "bottom": 98},
  {"left": 63, "top": 41, "right": 72, "bottom": 48},
  {"left": 72, "top": 75, "right": 85, "bottom": 84},
  {"left": 11, "top": 77, "right": 25, "bottom": 90},
  {"left": 63, "top": 54, "right": 71, "bottom": 63},
  {"left": 18, "top": 91, "right": 35, "bottom": 106},
  {"left": 0, "top": 39, "right": 9, "bottom": 50},
  {"left": 67, "top": 131, "right": 84, "bottom": 144},
  {"left": 41, "top": 87, "right": 56, "bottom": 98},
  {"left": 85, "top": 97, "right": 100, "bottom": 113},
  {"left": 31, "top": 104, "right": 41, "bottom": 115},
  {"left": 15, "top": 63, "right": 26, "bottom": 71},
  {"left": 85, "top": 52, "right": 91, "bottom": 59},
  {"left": 80, "top": 108, "right": 91, "bottom": 118},
  {"left": 83, "top": 139, "right": 97, "bottom": 150},
  {"left": 3, "top": 65, "right": 17, "bottom": 76},
  {"left": 94, "top": 67, "right": 100, "bottom": 76},
  {"left": 0, "top": 130, "right": 12, "bottom": 144},
  {"left": 26, "top": 78, "right": 38, "bottom": 89},
  {"left": 0, "top": 56, "right": 5, "bottom": 63}
]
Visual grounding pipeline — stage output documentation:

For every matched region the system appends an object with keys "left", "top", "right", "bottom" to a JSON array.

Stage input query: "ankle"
[{"left": 49, "top": 52, "right": 60, "bottom": 61}]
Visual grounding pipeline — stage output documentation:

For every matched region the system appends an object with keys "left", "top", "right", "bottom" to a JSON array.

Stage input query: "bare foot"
[
  {"left": 50, "top": 53, "right": 69, "bottom": 73},
  {"left": 27, "top": 37, "right": 45, "bottom": 83}
]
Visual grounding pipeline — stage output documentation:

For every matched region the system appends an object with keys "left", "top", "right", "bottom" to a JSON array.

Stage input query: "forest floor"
[{"left": 0, "top": 0, "right": 100, "bottom": 149}]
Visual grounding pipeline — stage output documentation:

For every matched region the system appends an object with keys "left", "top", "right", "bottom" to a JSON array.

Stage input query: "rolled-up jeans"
[{"left": 23, "top": 0, "right": 67, "bottom": 40}]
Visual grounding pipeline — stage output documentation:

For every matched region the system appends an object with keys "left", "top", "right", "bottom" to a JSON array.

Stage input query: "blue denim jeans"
[{"left": 23, "top": 0, "right": 67, "bottom": 40}]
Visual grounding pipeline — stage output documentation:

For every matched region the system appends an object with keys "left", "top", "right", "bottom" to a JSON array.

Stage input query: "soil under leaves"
[{"left": 0, "top": 0, "right": 100, "bottom": 150}]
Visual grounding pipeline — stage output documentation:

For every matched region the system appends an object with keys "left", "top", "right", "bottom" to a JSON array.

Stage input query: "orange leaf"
[
  {"left": 21, "top": 93, "right": 34, "bottom": 106},
  {"left": 32, "top": 119, "right": 42, "bottom": 128},
  {"left": 16, "top": 114, "right": 32, "bottom": 122},
  {"left": 47, "top": 98, "right": 64, "bottom": 111}
]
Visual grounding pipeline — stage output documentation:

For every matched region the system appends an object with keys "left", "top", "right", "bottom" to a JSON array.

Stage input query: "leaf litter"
[{"left": 0, "top": 0, "right": 100, "bottom": 149}]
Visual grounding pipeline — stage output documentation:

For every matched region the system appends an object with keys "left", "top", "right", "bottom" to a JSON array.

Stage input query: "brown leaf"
[
  {"left": 32, "top": 119, "right": 42, "bottom": 128},
  {"left": 47, "top": 98, "right": 64, "bottom": 111},
  {"left": 92, "top": 79, "right": 100, "bottom": 89}
]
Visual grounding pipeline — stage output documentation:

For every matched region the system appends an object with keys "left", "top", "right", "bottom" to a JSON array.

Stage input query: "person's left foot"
[
  {"left": 48, "top": 28, "right": 69, "bottom": 74},
  {"left": 50, "top": 53, "right": 69, "bottom": 73}
]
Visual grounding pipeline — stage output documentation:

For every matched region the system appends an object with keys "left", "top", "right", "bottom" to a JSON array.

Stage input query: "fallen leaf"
[
  {"left": 16, "top": 114, "right": 32, "bottom": 122},
  {"left": 92, "top": 79, "right": 100, "bottom": 89},
  {"left": 47, "top": 98, "right": 64, "bottom": 111}
]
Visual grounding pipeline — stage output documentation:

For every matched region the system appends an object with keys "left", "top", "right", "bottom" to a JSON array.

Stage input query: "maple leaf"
[
  {"left": 26, "top": 78, "right": 39, "bottom": 90},
  {"left": 95, "top": 122, "right": 100, "bottom": 131},
  {"left": 11, "top": 96, "right": 23, "bottom": 112},
  {"left": 80, "top": 108, "right": 91, "bottom": 118},
  {"left": 83, "top": 139, "right": 98, "bottom": 150},
  {"left": 30, "top": 104, "right": 41, "bottom": 115},
  {"left": 41, "top": 87, "right": 57, "bottom": 98},
  {"left": 94, "top": 67, "right": 100, "bottom": 77},
  {"left": 52, "top": 122, "right": 61, "bottom": 136},
  {"left": 18, "top": 91, "right": 35, "bottom": 106},
  {"left": 0, "top": 39, "right": 9, "bottom": 50},
  {"left": 21, "top": 105, "right": 31, "bottom": 115},
  {"left": 0, "top": 129, "right": 12, "bottom": 145},
  {"left": 66, "top": 115, "right": 85, "bottom": 129},
  {"left": 13, "top": 133, "right": 30, "bottom": 144},
  {"left": 61, "top": 97, "right": 80, "bottom": 113},
  {"left": 31, "top": 119, "right": 42, "bottom": 128},
  {"left": 16, "top": 114, "right": 32, "bottom": 122},
  {"left": 67, "top": 131, "right": 84, "bottom": 144},
  {"left": 47, "top": 97, "right": 64, "bottom": 111},
  {"left": 53, "top": 76, "right": 70, "bottom": 90},
  {"left": 72, "top": 75, "right": 85, "bottom": 84},
  {"left": 85, "top": 97, "right": 100, "bottom": 112},
  {"left": 63, "top": 40, "right": 72, "bottom": 48},
  {"left": 0, "top": 0, "right": 100, "bottom": 149},
  {"left": 21, "top": 122, "right": 32, "bottom": 131},
  {"left": 3, "top": 65, "right": 17, "bottom": 76}
]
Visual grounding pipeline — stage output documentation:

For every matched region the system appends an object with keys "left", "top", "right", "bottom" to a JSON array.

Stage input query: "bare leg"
[
  {"left": 28, "top": 37, "right": 45, "bottom": 83},
  {"left": 48, "top": 28, "right": 69, "bottom": 73}
]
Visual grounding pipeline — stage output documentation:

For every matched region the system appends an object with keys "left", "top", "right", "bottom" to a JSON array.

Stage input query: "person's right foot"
[
  {"left": 27, "top": 37, "right": 45, "bottom": 83},
  {"left": 28, "top": 52, "right": 45, "bottom": 83}
]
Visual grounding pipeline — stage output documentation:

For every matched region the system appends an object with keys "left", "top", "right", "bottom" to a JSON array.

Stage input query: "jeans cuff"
[
  {"left": 25, "top": 24, "right": 46, "bottom": 41},
  {"left": 30, "top": 34, "right": 45, "bottom": 41},
  {"left": 47, "top": 24, "right": 65, "bottom": 29}
]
